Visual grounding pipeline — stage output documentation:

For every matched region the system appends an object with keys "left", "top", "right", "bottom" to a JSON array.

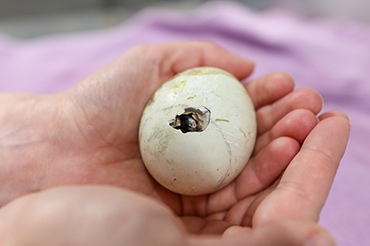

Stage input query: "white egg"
[{"left": 139, "top": 67, "right": 256, "bottom": 195}]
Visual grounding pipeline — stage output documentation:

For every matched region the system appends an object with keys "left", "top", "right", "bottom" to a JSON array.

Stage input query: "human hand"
[
  {"left": 0, "top": 185, "right": 336, "bottom": 246},
  {"left": 0, "top": 41, "right": 350, "bottom": 242}
]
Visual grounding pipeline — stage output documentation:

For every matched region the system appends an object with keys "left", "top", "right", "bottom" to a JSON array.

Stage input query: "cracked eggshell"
[{"left": 139, "top": 67, "right": 256, "bottom": 195}]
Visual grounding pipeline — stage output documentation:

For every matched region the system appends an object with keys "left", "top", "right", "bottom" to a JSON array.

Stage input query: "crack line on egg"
[
  {"left": 225, "top": 140, "right": 241, "bottom": 149},
  {"left": 214, "top": 126, "right": 242, "bottom": 140},
  {"left": 211, "top": 121, "right": 232, "bottom": 189}
]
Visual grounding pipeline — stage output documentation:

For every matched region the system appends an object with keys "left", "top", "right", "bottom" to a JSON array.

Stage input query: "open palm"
[{"left": 36, "top": 41, "right": 350, "bottom": 236}]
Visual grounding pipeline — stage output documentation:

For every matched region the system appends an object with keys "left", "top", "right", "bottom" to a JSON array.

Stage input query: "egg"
[{"left": 139, "top": 67, "right": 256, "bottom": 195}]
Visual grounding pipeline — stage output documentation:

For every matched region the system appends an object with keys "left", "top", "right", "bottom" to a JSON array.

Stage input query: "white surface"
[{"left": 139, "top": 67, "right": 256, "bottom": 195}]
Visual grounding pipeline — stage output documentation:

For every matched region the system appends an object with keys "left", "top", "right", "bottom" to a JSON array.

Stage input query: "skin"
[
  {"left": 0, "top": 41, "right": 350, "bottom": 245},
  {"left": 0, "top": 185, "right": 336, "bottom": 246}
]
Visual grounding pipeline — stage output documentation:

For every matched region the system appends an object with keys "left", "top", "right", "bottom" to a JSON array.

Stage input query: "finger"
[
  {"left": 206, "top": 136, "right": 300, "bottom": 216},
  {"left": 256, "top": 87, "right": 323, "bottom": 136},
  {"left": 188, "top": 220, "right": 336, "bottom": 246},
  {"left": 157, "top": 41, "right": 255, "bottom": 80},
  {"left": 319, "top": 110, "right": 350, "bottom": 121},
  {"left": 236, "top": 137, "right": 300, "bottom": 199},
  {"left": 207, "top": 136, "right": 300, "bottom": 215},
  {"left": 244, "top": 72, "right": 295, "bottom": 110},
  {"left": 223, "top": 196, "right": 256, "bottom": 225},
  {"left": 257, "top": 114, "right": 351, "bottom": 223},
  {"left": 230, "top": 220, "right": 335, "bottom": 246},
  {"left": 253, "top": 109, "right": 319, "bottom": 155},
  {"left": 241, "top": 181, "right": 278, "bottom": 227}
]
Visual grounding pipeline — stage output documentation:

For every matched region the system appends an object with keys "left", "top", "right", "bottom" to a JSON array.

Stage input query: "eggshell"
[{"left": 139, "top": 67, "right": 256, "bottom": 195}]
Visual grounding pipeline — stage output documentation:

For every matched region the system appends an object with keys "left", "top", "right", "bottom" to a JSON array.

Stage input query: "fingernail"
[{"left": 305, "top": 232, "right": 336, "bottom": 246}]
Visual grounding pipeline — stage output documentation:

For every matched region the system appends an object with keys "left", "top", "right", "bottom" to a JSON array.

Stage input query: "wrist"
[{"left": 0, "top": 93, "right": 58, "bottom": 206}]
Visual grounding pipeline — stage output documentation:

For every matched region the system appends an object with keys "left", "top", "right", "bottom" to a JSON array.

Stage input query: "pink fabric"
[{"left": 1, "top": 2, "right": 369, "bottom": 245}]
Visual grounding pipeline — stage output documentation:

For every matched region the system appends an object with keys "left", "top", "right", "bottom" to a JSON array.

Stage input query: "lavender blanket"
[{"left": 1, "top": 2, "right": 369, "bottom": 245}]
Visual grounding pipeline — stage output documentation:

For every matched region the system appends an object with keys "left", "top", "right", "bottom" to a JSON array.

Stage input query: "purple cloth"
[{"left": 1, "top": 2, "right": 369, "bottom": 245}]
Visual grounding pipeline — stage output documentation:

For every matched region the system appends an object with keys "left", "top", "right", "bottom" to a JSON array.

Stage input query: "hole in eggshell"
[{"left": 168, "top": 106, "right": 211, "bottom": 134}]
